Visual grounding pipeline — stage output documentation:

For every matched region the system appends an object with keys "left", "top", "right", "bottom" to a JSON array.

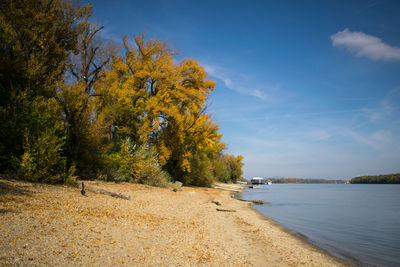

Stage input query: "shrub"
[
  {"left": 64, "top": 164, "right": 79, "bottom": 186},
  {"left": 17, "top": 97, "right": 66, "bottom": 183},
  {"left": 105, "top": 138, "right": 170, "bottom": 187},
  {"left": 212, "top": 156, "right": 230, "bottom": 183},
  {"left": 211, "top": 154, "right": 244, "bottom": 184},
  {"left": 226, "top": 154, "right": 244, "bottom": 183},
  {"left": 184, "top": 153, "right": 215, "bottom": 187}
]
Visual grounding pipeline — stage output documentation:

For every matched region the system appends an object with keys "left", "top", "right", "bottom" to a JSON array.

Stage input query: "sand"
[{"left": 0, "top": 178, "right": 353, "bottom": 266}]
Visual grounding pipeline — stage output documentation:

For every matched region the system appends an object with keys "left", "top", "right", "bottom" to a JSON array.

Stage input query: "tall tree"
[
  {"left": 0, "top": 0, "right": 90, "bottom": 99},
  {"left": 59, "top": 19, "right": 117, "bottom": 174},
  {"left": 0, "top": 0, "right": 90, "bottom": 171},
  {"left": 97, "top": 34, "right": 225, "bottom": 182}
]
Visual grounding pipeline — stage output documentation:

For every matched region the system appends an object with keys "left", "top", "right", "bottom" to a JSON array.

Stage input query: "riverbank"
[{"left": 0, "top": 178, "right": 352, "bottom": 266}]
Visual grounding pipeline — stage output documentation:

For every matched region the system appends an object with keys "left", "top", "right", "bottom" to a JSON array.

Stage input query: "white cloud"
[
  {"left": 331, "top": 29, "right": 400, "bottom": 61},
  {"left": 204, "top": 64, "right": 269, "bottom": 100}
]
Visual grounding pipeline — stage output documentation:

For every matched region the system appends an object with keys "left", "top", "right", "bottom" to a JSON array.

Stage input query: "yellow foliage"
[{"left": 96, "top": 34, "right": 225, "bottom": 178}]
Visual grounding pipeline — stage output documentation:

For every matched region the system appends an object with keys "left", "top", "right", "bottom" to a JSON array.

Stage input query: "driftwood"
[
  {"left": 252, "top": 200, "right": 269, "bottom": 205},
  {"left": 86, "top": 186, "right": 131, "bottom": 200},
  {"left": 216, "top": 208, "right": 236, "bottom": 212},
  {"left": 81, "top": 182, "right": 86, "bottom": 196},
  {"left": 212, "top": 200, "right": 222, "bottom": 206}
]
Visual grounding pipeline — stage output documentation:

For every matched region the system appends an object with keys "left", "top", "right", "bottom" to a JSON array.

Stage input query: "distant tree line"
[
  {"left": 349, "top": 174, "right": 400, "bottom": 184},
  {"left": 0, "top": 0, "right": 244, "bottom": 187},
  {"left": 270, "top": 178, "right": 346, "bottom": 184}
]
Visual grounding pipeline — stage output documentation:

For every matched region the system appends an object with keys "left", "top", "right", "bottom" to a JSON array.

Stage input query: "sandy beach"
[{"left": 0, "top": 178, "right": 353, "bottom": 266}]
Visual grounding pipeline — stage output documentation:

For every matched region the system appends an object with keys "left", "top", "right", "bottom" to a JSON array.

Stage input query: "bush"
[
  {"left": 64, "top": 164, "right": 79, "bottom": 186},
  {"left": 105, "top": 138, "right": 170, "bottom": 187},
  {"left": 212, "top": 154, "right": 244, "bottom": 184},
  {"left": 17, "top": 97, "right": 66, "bottom": 183},
  {"left": 183, "top": 153, "right": 215, "bottom": 187},
  {"left": 212, "top": 156, "right": 230, "bottom": 183},
  {"left": 226, "top": 154, "right": 244, "bottom": 183}
]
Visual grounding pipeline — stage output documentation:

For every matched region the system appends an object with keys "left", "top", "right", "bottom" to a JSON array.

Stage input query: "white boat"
[
  {"left": 250, "top": 177, "right": 264, "bottom": 185},
  {"left": 266, "top": 180, "right": 272, "bottom": 185}
]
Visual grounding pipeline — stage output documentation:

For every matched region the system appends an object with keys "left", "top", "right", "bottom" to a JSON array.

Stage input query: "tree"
[
  {"left": 60, "top": 19, "right": 117, "bottom": 175},
  {"left": 184, "top": 152, "right": 214, "bottom": 187},
  {"left": 0, "top": 0, "right": 245, "bottom": 186},
  {"left": 96, "top": 34, "right": 226, "bottom": 185},
  {"left": 350, "top": 174, "right": 400, "bottom": 184},
  {"left": 57, "top": 82, "right": 111, "bottom": 176},
  {"left": 212, "top": 154, "right": 244, "bottom": 183},
  {"left": 0, "top": 0, "right": 90, "bottom": 99},
  {"left": 0, "top": 0, "right": 90, "bottom": 172},
  {"left": 18, "top": 97, "right": 66, "bottom": 183}
]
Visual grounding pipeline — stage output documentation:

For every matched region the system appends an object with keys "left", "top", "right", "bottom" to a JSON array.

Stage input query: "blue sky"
[{"left": 89, "top": 0, "right": 400, "bottom": 179}]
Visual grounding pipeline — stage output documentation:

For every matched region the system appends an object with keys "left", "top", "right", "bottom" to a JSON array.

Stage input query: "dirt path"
[{"left": 0, "top": 179, "right": 352, "bottom": 266}]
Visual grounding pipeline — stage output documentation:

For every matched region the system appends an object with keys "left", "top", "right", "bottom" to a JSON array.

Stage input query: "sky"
[{"left": 88, "top": 0, "right": 400, "bottom": 179}]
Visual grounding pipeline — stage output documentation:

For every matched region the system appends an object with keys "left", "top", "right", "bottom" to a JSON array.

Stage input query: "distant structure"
[{"left": 250, "top": 177, "right": 264, "bottom": 185}]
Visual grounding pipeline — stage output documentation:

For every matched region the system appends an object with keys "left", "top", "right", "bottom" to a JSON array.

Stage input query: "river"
[{"left": 242, "top": 184, "right": 400, "bottom": 266}]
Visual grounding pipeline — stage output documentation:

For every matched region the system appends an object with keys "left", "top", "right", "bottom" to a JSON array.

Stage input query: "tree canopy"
[
  {"left": 349, "top": 174, "right": 400, "bottom": 184},
  {"left": 0, "top": 0, "right": 244, "bottom": 187}
]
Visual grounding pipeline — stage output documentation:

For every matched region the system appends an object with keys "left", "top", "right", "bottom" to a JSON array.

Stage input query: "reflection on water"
[{"left": 242, "top": 184, "right": 400, "bottom": 267}]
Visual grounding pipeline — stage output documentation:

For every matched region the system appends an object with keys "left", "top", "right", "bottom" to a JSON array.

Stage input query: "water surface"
[{"left": 242, "top": 184, "right": 400, "bottom": 266}]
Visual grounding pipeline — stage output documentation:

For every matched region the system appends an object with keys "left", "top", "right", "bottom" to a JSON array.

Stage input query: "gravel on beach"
[{"left": 0, "top": 179, "right": 351, "bottom": 266}]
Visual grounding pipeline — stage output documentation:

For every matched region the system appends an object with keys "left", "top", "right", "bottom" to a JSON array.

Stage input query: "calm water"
[{"left": 242, "top": 184, "right": 400, "bottom": 267}]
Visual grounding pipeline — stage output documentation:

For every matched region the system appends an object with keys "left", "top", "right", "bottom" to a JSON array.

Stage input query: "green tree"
[
  {"left": 0, "top": 0, "right": 90, "bottom": 98},
  {"left": 212, "top": 155, "right": 230, "bottom": 183},
  {"left": 225, "top": 155, "right": 244, "bottom": 183},
  {"left": 17, "top": 97, "right": 66, "bottom": 183},
  {"left": 350, "top": 174, "right": 400, "bottom": 184},
  {"left": 0, "top": 0, "right": 90, "bottom": 172},
  {"left": 184, "top": 152, "right": 214, "bottom": 187},
  {"left": 105, "top": 138, "right": 170, "bottom": 187}
]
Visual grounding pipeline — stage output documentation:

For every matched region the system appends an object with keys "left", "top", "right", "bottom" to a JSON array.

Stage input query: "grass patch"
[{"left": 252, "top": 200, "right": 269, "bottom": 205}]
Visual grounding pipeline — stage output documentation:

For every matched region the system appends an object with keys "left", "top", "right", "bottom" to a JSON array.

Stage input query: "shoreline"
[
  {"left": 246, "top": 200, "right": 359, "bottom": 266},
  {"left": 1, "top": 178, "right": 355, "bottom": 266},
  {"left": 216, "top": 183, "right": 357, "bottom": 267}
]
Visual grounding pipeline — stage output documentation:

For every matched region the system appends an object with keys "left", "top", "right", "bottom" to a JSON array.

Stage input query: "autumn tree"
[
  {"left": 60, "top": 17, "right": 118, "bottom": 175},
  {"left": 0, "top": 0, "right": 244, "bottom": 186},
  {"left": 0, "top": 0, "right": 90, "bottom": 99},
  {"left": 0, "top": 0, "right": 90, "bottom": 174},
  {"left": 96, "top": 34, "right": 225, "bottom": 185}
]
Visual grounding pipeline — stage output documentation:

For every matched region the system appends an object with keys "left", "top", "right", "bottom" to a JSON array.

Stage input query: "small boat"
[{"left": 266, "top": 180, "right": 272, "bottom": 185}]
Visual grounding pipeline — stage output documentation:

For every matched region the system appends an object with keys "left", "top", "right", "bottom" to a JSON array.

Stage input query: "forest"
[
  {"left": 349, "top": 174, "right": 400, "bottom": 184},
  {"left": 0, "top": 0, "right": 244, "bottom": 187}
]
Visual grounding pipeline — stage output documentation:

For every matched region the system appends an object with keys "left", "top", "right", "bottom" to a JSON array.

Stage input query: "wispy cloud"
[
  {"left": 362, "top": 88, "right": 400, "bottom": 122},
  {"left": 371, "top": 130, "right": 392, "bottom": 143},
  {"left": 307, "top": 129, "right": 333, "bottom": 141},
  {"left": 342, "top": 129, "right": 381, "bottom": 150},
  {"left": 331, "top": 29, "right": 400, "bottom": 61},
  {"left": 356, "top": 0, "right": 382, "bottom": 14},
  {"left": 340, "top": 128, "right": 398, "bottom": 152},
  {"left": 204, "top": 64, "right": 271, "bottom": 100}
]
